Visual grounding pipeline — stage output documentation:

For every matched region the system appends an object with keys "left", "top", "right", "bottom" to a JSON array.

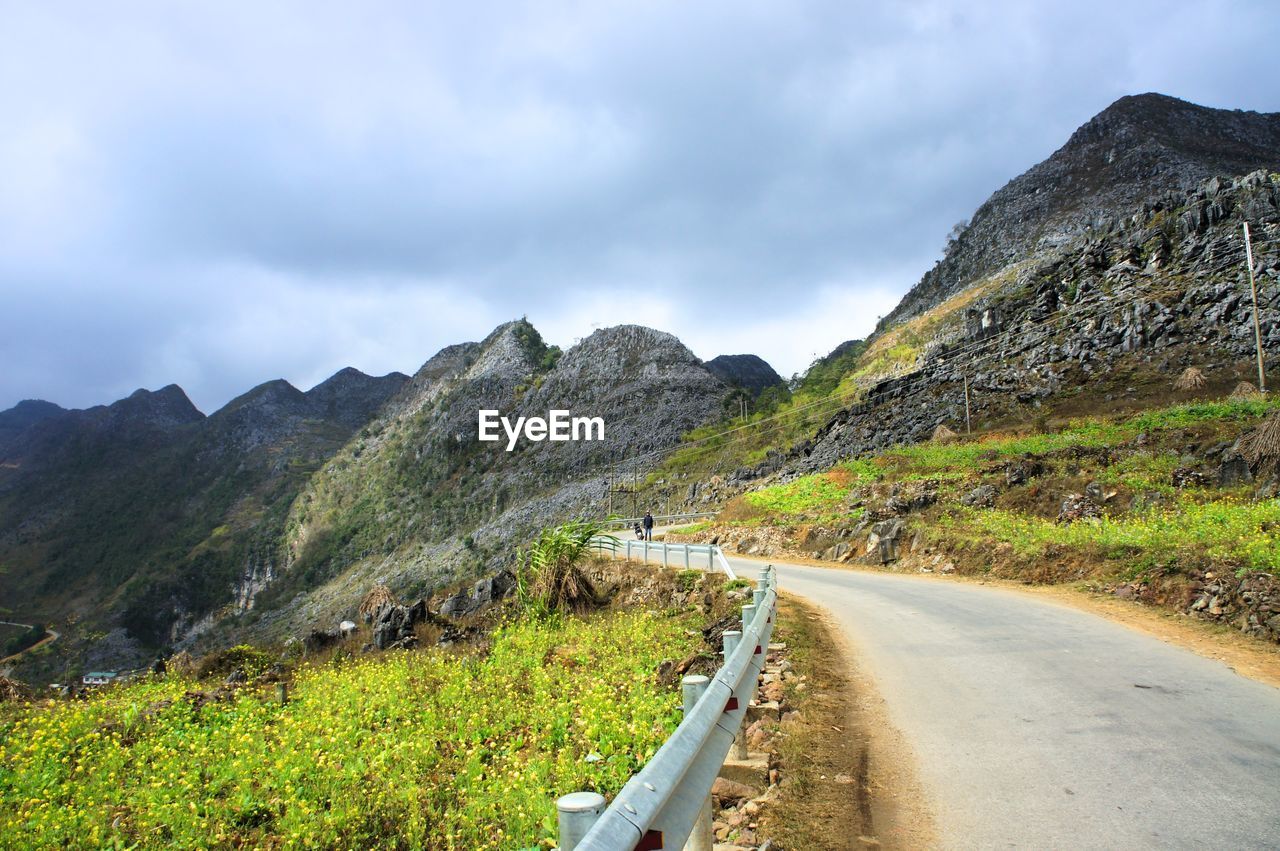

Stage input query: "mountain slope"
[
  {"left": 884, "top": 93, "right": 1280, "bottom": 327},
  {"left": 0, "top": 368, "right": 407, "bottom": 676},
  {"left": 233, "top": 321, "right": 730, "bottom": 640}
]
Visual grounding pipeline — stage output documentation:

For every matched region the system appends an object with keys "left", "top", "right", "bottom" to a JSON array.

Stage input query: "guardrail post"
[
  {"left": 674, "top": 673, "right": 713, "bottom": 851},
  {"left": 557, "top": 791, "right": 606, "bottom": 850},
  {"left": 643, "top": 540, "right": 649, "bottom": 564},
  {"left": 752, "top": 587, "right": 764, "bottom": 608},
  {"left": 626, "top": 539, "right": 632, "bottom": 561},
  {"left": 684, "top": 546, "right": 690, "bottom": 570},
  {"left": 722, "top": 629, "right": 741, "bottom": 662},
  {"left": 663, "top": 543, "right": 669, "bottom": 568},
  {"left": 707, "top": 546, "right": 714, "bottom": 570}
]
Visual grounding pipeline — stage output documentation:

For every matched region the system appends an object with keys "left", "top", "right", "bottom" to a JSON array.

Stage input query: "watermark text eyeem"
[{"left": 478, "top": 410, "right": 605, "bottom": 451}]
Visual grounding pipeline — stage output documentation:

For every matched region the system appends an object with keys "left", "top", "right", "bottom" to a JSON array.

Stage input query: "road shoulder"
[{"left": 763, "top": 594, "right": 935, "bottom": 850}]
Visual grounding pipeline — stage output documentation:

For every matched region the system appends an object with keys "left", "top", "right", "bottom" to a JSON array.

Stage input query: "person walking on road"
[{"left": 642, "top": 511, "right": 654, "bottom": 541}]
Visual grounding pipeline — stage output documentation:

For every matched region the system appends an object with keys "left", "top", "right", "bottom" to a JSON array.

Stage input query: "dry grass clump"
[
  {"left": 931, "top": 424, "right": 958, "bottom": 444},
  {"left": 1229, "top": 381, "right": 1262, "bottom": 400},
  {"left": 0, "top": 675, "right": 30, "bottom": 702},
  {"left": 1174, "top": 367, "right": 1207, "bottom": 391},
  {"left": 358, "top": 585, "right": 397, "bottom": 621},
  {"left": 1239, "top": 410, "right": 1280, "bottom": 476}
]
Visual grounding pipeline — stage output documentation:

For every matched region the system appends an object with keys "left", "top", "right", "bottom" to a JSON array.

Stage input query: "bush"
[{"left": 518, "top": 520, "right": 617, "bottom": 615}]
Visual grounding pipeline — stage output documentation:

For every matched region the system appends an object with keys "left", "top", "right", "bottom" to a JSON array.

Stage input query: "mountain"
[
  {"left": 236, "top": 321, "right": 730, "bottom": 641},
  {"left": 883, "top": 94, "right": 1280, "bottom": 327},
  {"left": 783, "top": 96, "right": 1280, "bottom": 471},
  {"left": 0, "top": 368, "right": 409, "bottom": 677},
  {"left": 0, "top": 400, "right": 66, "bottom": 452},
  {"left": 1, "top": 323, "right": 732, "bottom": 678},
  {"left": 704, "top": 355, "right": 785, "bottom": 396}
]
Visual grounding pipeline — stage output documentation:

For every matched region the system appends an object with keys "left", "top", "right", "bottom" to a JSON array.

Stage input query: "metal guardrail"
[
  {"left": 601, "top": 512, "right": 718, "bottom": 528},
  {"left": 556, "top": 565, "right": 778, "bottom": 850},
  {"left": 591, "top": 537, "right": 737, "bottom": 581}
]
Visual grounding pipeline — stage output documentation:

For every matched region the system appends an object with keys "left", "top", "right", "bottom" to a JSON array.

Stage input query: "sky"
[{"left": 2, "top": 1, "right": 1278, "bottom": 414}]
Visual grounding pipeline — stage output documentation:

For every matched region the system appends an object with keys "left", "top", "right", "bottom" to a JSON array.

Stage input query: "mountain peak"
[
  {"left": 881, "top": 93, "right": 1280, "bottom": 327},
  {"left": 704, "top": 354, "right": 785, "bottom": 395},
  {"left": 108, "top": 384, "right": 204, "bottom": 428}
]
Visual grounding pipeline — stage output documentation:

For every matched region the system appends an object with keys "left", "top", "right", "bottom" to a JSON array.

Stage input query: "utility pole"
[
  {"left": 608, "top": 456, "right": 615, "bottom": 516},
  {"left": 1244, "top": 222, "right": 1267, "bottom": 392},
  {"left": 963, "top": 375, "right": 972, "bottom": 434},
  {"left": 632, "top": 466, "right": 638, "bottom": 518}
]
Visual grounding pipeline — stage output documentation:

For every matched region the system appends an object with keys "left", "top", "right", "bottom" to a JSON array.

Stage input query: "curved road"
[{"left": 727, "top": 557, "right": 1280, "bottom": 850}]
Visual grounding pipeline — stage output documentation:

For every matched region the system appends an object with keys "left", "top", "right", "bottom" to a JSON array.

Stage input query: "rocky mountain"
[
  {"left": 0, "top": 367, "right": 408, "bottom": 679},
  {"left": 789, "top": 169, "right": 1280, "bottom": 472},
  {"left": 0, "top": 400, "right": 66, "bottom": 452},
  {"left": 1, "top": 321, "right": 734, "bottom": 678},
  {"left": 704, "top": 355, "right": 785, "bottom": 395},
  {"left": 233, "top": 321, "right": 730, "bottom": 641},
  {"left": 883, "top": 94, "right": 1280, "bottom": 327}
]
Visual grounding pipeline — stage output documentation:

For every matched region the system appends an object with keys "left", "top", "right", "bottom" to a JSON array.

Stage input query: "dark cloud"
[{"left": 2, "top": 1, "right": 1278, "bottom": 411}]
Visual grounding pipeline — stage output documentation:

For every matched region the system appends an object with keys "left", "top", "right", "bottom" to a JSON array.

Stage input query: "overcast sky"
[{"left": 2, "top": 1, "right": 1278, "bottom": 413}]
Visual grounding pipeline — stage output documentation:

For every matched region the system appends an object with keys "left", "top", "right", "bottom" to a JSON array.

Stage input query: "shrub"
[{"left": 518, "top": 520, "right": 617, "bottom": 614}]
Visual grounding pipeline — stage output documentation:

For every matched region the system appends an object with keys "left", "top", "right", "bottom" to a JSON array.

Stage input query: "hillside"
[
  {"left": 0, "top": 369, "right": 407, "bottom": 679},
  {"left": 669, "top": 395, "right": 1280, "bottom": 642},
  {"left": 0, "top": 320, "right": 739, "bottom": 680},
  {"left": 642, "top": 95, "right": 1280, "bottom": 501},
  {"left": 230, "top": 321, "right": 730, "bottom": 644}
]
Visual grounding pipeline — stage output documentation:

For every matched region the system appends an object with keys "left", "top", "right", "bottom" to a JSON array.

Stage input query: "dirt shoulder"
[
  {"left": 763, "top": 594, "right": 935, "bottom": 850},
  {"left": 735, "top": 552, "right": 1280, "bottom": 690}
]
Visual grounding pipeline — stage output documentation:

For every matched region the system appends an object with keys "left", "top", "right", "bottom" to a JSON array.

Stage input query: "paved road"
[{"left": 727, "top": 556, "right": 1280, "bottom": 850}]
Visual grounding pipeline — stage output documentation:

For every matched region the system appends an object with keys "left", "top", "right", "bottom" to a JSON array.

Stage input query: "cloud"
[{"left": 1, "top": 1, "right": 1277, "bottom": 410}]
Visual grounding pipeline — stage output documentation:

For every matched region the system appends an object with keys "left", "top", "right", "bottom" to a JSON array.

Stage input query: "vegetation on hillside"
[
  {"left": 0, "top": 609, "right": 698, "bottom": 850},
  {"left": 703, "top": 397, "right": 1280, "bottom": 579}
]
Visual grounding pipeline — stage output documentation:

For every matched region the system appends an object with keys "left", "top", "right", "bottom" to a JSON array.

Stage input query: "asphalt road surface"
[{"left": 727, "top": 556, "right": 1280, "bottom": 850}]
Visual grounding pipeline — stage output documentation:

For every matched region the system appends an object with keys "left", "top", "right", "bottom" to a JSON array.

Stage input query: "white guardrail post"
[{"left": 556, "top": 565, "right": 778, "bottom": 850}]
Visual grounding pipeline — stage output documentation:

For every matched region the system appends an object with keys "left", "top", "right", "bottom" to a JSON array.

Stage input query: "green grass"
[
  {"left": 667, "top": 521, "right": 713, "bottom": 535},
  {"left": 744, "top": 460, "right": 879, "bottom": 521},
  {"left": 0, "top": 611, "right": 698, "bottom": 850},
  {"left": 734, "top": 396, "right": 1280, "bottom": 580},
  {"left": 943, "top": 497, "right": 1280, "bottom": 574}
]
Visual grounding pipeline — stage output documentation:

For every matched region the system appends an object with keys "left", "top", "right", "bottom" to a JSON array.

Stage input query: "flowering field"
[{"left": 0, "top": 611, "right": 698, "bottom": 850}]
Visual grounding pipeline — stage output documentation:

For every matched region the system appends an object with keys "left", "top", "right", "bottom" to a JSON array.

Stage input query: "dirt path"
[
  {"left": 765, "top": 595, "right": 936, "bottom": 850},
  {"left": 0, "top": 628, "right": 59, "bottom": 665}
]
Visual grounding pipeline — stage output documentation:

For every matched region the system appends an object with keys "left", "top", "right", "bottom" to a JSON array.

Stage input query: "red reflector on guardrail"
[
  {"left": 635, "top": 829, "right": 664, "bottom": 850},
  {"left": 725, "top": 696, "right": 739, "bottom": 712}
]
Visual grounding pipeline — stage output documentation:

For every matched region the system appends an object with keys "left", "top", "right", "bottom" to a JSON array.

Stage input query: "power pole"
[
  {"left": 1244, "top": 222, "right": 1267, "bottom": 392},
  {"left": 963, "top": 375, "right": 972, "bottom": 434},
  {"left": 632, "top": 466, "right": 638, "bottom": 518},
  {"left": 608, "top": 457, "right": 615, "bottom": 515}
]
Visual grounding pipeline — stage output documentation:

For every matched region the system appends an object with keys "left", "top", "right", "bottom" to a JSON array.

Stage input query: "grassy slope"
[
  {"left": 0, "top": 608, "right": 697, "bottom": 850},
  {"left": 701, "top": 396, "right": 1280, "bottom": 580}
]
